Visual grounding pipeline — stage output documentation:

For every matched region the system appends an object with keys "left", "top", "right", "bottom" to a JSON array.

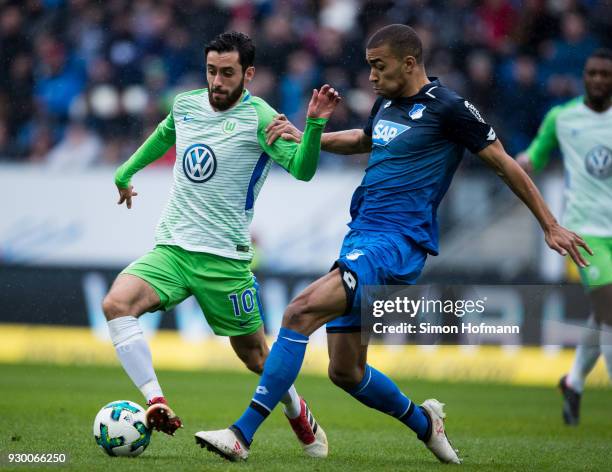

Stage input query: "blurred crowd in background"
[{"left": 0, "top": 0, "right": 610, "bottom": 169}]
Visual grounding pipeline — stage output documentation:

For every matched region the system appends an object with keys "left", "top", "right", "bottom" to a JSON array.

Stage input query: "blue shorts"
[{"left": 326, "top": 229, "right": 427, "bottom": 333}]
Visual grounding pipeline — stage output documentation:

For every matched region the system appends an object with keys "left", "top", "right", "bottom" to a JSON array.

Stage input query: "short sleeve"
[
  {"left": 441, "top": 98, "right": 495, "bottom": 153},
  {"left": 363, "top": 97, "right": 384, "bottom": 137}
]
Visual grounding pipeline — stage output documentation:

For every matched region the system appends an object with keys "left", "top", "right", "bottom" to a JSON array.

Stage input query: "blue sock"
[
  {"left": 347, "top": 364, "right": 430, "bottom": 440},
  {"left": 232, "top": 328, "right": 308, "bottom": 445}
]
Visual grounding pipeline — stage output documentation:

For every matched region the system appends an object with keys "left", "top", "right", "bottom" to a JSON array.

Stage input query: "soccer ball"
[{"left": 93, "top": 400, "right": 152, "bottom": 457}]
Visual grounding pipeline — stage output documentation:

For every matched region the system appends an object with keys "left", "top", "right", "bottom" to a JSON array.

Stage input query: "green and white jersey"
[
  {"left": 526, "top": 97, "right": 612, "bottom": 236},
  {"left": 115, "top": 88, "right": 326, "bottom": 260}
]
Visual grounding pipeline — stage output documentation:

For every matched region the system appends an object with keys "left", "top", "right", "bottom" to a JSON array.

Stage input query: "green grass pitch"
[{"left": 0, "top": 363, "right": 610, "bottom": 471}]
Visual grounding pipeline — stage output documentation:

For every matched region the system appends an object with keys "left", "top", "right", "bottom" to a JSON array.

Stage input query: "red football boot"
[
  {"left": 145, "top": 397, "right": 183, "bottom": 436},
  {"left": 286, "top": 398, "right": 328, "bottom": 458}
]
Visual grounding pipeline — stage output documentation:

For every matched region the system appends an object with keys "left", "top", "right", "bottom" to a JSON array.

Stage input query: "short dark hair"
[
  {"left": 204, "top": 31, "right": 255, "bottom": 71},
  {"left": 367, "top": 24, "right": 423, "bottom": 64},
  {"left": 589, "top": 48, "right": 612, "bottom": 62}
]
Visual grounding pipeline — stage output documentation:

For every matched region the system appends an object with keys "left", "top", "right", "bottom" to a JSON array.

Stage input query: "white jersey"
[
  {"left": 114, "top": 88, "right": 324, "bottom": 260},
  {"left": 527, "top": 97, "right": 612, "bottom": 236}
]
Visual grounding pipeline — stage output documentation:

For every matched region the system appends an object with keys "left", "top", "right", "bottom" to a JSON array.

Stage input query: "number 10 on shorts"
[{"left": 228, "top": 288, "right": 256, "bottom": 317}]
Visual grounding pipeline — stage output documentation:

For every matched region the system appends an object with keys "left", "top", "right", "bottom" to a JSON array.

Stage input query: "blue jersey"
[{"left": 348, "top": 78, "right": 496, "bottom": 255}]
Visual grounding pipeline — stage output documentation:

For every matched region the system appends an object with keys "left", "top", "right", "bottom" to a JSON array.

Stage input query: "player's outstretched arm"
[
  {"left": 478, "top": 139, "right": 593, "bottom": 267},
  {"left": 265, "top": 116, "right": 371, "bottom": 155},
  {"left": 114, "top": 114, "right": 176, "bottom": 209},
  {"left": 321, "top": 129, "right": 372, "bottom": 155},
  {"left": 256, "top": 85, "right": 340, "bottom": 181}
]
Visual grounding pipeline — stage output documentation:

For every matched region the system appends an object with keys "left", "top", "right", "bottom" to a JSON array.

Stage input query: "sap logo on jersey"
[
  {"left": 183, "top": 144, "right": 217, "bottom": 183},
  {"left": 372, "top": 120, "right": 410, "bottom": 146}
]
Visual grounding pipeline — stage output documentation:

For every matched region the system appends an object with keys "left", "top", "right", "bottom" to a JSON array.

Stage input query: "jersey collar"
[{"left": 392, "top": 77, "right": 440, "bottom": 105}]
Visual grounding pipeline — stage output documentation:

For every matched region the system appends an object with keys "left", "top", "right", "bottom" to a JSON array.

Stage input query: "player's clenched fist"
[
  {"left": 117, "top": 185, "right": 138, "bottom": 209},
  {"left": 307, "top": 84, "right": 341, "bottom": 120}
]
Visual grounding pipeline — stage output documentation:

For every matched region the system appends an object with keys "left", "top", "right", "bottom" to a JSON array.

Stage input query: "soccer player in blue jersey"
[{"left": 196, "top": 24, "right": 591, "bottom": 464}]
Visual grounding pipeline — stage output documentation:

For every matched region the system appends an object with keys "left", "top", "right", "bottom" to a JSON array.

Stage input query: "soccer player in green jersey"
[
  {"left": 101, "top": 32, "right": 339, "bottom": 457},
  {"left": 517, "top": 48, "right": 612, "bottom": 425}
]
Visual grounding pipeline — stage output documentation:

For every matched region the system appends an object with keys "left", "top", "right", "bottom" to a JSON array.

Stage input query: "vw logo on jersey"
[
  {"left": 372, "top": 120, "right": 410, "bottom": 146},
  {"left": 585, "top": 145, "right": 612, "bottom": 179},
  {"left": 409, "top": 103, "right": 426, "bottom": 120},
  {"left": 182, "top": 144, "right": 217, "bottom": 183}
]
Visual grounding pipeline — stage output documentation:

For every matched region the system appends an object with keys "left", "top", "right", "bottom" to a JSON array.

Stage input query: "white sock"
[
  {"left": 601, "top": 323, "right": 612, "bottom": 382},
  {"left": 567, "top": 314, "right": 601, "bottom": 392},
  {"left": 280, "top": 385, "right": 301, "bottom": 419},
  {"left": 107, "top": 316, "right": 163, "bottom": 402}
]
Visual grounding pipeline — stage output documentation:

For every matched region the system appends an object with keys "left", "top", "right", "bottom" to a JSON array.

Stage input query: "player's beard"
[{"left": 208, "top": 78, "right": 245, "bottom": 111}]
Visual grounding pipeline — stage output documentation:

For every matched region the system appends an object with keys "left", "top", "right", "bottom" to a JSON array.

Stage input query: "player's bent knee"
[
  {"left": 244, "top": 355, "right": 265, "bottom": 374},
  {"left": 282, "top": 309, "right": 303, "bottom": 330},
  {"left": 328, "top": 363, "right": 365, "bottom": 391},
  {"left": 102, "top": 294, "right": 132, "bottom": 320},
  {"left": 283, "top": 291, "right": 328, "bottom": 331},
  {"left": 282, "top": 298, "right": 311, "bottom": 330}
]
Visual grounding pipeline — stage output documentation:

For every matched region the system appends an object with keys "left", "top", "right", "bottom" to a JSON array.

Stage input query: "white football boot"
[
  {"left": 195, "top": 428, "right": 249, "bottom": 462},
  {"left": 421, "top": 399, "right": 462, "bottom": 464}
]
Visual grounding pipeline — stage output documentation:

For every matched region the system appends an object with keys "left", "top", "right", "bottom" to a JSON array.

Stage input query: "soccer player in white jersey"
[
  {"left": 517, "top": 48, "right": 612, "bottom": 425},
  {"left": 101, "top": 32, "right": 339, "bottom": 457}
]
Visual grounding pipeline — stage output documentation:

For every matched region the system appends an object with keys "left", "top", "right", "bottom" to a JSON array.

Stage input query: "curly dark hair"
[{"left": 204, "top": 31, "right": 255, "bottom": 71}]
